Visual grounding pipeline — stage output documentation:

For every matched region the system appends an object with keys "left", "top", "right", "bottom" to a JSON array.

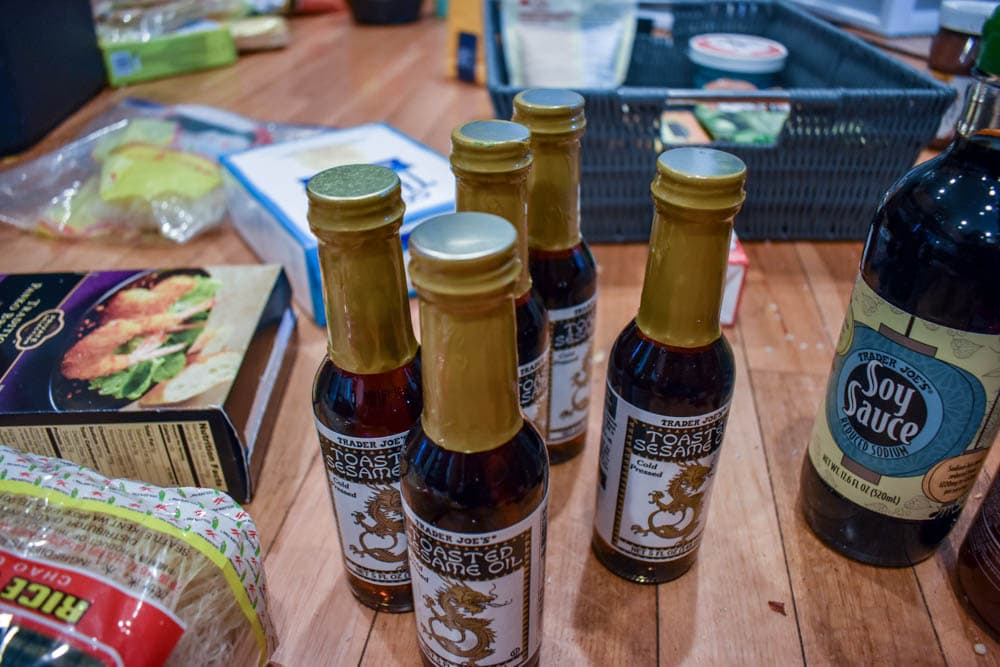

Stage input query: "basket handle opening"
[{"left": 659, "top": 90, "right": 792, "bottom": 149}]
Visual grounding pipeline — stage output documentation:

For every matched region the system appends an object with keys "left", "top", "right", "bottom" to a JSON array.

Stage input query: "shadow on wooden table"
[{"left": 548, "top": 449, "right": 585, "bottom": 522}]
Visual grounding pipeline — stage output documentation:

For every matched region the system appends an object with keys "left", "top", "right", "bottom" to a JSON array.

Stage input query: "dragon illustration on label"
[
  {"left": 632, "top": 462, "right": 712, "bottom": 541},
  {"left": 351, "top": 484, "right": 407, "bottom": 563},
  {"left": 559, "top": 352, "right": 591, "bottom": 421},
  {"left": 421, "top": 579, "right": 510, "bottom": 665}
]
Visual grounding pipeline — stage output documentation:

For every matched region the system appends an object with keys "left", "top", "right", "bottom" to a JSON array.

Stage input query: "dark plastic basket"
[{"left": 485, "top": 0, "right": 954, "bottom": 241}]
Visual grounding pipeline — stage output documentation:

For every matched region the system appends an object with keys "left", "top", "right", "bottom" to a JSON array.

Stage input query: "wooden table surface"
[{"left": 2, "top": 12, "right": 996, "bottom": 667}]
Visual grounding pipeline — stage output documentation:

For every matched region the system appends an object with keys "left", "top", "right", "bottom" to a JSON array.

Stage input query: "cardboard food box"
[
  {"left": 0, "top": 266, "right": 294, "bottom": 502},
  {"left": 723, "top": 233, "right": 749, "bottom": 327},
  {"left": 101, "top": 20, "right": 238, "bottom": 87},
  {"left": 220, "top": 123, "right": 456, "bottom": 325}
]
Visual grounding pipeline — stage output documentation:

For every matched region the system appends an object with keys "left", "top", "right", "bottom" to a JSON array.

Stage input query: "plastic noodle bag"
[
  {"left": 501, "top": 0, "right": 638, "bottom": 88},
  {"left": 0, "top": 444, "right": 277, "bottom": 666},
  {"left": 0, "top": 99, "right": 318, "bottom": 243},
  {"left": 93, "top": 0, "right": 250, "bottom": 43}
]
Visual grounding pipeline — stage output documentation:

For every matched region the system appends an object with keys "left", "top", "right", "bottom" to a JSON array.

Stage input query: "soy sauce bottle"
[{"left": 800, "top": 9, "right": 1000, "bottom": 567}]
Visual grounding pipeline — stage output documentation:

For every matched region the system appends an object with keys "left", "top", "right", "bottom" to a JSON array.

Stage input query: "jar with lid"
[{"left": 929, "top": 0, "right": 998, "bottom": 148}]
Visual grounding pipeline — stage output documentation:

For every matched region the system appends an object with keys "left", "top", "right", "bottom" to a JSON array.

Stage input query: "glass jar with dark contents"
[{"left": 928, "top": 1, "right": 997, "bottom": 148}]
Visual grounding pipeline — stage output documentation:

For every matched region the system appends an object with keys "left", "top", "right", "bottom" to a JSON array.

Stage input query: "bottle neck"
[
  {"left": 454, "top": 171, "right": 533, "bottom": 298},
  {"left": 956, "top": 71, "right": 1000, "bottom": 140},
  {"left": 318, "top": 231, "right": 418, "bottom": 374},
  {"left": 636, "top": 204, "right": 733, "bottom": 348},
  {"left": 419, "top": 295, "right": 523, "bottom": 453},
  {"left": 526, "top": 135, "right": 582, "bottom": 251}
]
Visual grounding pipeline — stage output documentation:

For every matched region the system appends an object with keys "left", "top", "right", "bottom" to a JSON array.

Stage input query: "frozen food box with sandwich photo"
[{"left": 0, "top": 265, "right": 294, "bottom": 502}]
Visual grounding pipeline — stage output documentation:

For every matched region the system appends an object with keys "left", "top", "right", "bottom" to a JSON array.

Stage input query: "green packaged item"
[
  {"left": 694, "top": 104, "right": 789, "bottom": 144},
  {"left": 101, "top": 20, "right": 237, "bottom": 87}
]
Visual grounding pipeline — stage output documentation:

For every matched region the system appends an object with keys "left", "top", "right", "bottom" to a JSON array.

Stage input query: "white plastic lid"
[
  {"left": 688, "top": 33, "right": 788, "bottom": 74},
  {"left": 939, "top": 1, "right": 999, "bottom": 35}
]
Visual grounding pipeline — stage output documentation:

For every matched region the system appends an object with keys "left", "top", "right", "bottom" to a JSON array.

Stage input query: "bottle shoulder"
[
  {"left": 607, "top": 320, "right": 735, "bottom": 416},
  {"left": 516, "top": 291, "right": 550, "bottom": 361},
  {"left": 862, "top": 139, "right": 1000, "bottom": 332},
  {"left": 875, "top": 145, "right": 1000, "bottom": 243},
  {"left": 528, "top": 242, "right": 598, "bottom": 308},
  {"left": 312, "top": 353, "right": 422, "bottom": 437},
  {"left": 401, "top": 421, "right": 548, "bottom": 533}
]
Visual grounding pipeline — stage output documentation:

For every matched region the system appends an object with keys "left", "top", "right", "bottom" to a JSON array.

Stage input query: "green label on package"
[{"left": 809, "top": 276, "right": 1000, "bottom": 521}]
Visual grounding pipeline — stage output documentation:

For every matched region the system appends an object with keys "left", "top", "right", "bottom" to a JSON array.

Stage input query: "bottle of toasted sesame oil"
[
  {"left": 593, "top": 148, "right": 745, "bottom": 583},
  {"left": 450, "top": 120, "right": 551, "bottom": 441},
  {"left": 801, "top": 12, "right": 1000, "bottom": 567},
  {"left": 402, "top": 212, "right": 549, "bottom": 667},
  {"left": 513, "top": 88, "right": 598, "bottom": 464},
  {"left": 308, "top": 165, "right": 421, "bottom": 612}
]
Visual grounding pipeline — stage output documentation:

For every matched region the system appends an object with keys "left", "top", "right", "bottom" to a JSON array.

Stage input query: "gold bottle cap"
[
  {"left": 637, "top": 148, "right": 747, "bottom": 349},
  {"left": 450, "top": 120, "right": 532, "bottom": 175},
  {"left": 512, "top": 88, "right": 587, "bottom": 136},
  {"left": 409, "top": 212, "right": 521, "bottom": 299},
  {"left": 652, "top": 148, "right": 746, "bottom": 215},
  {"left": 307, "top": 163, "right": 417, "bottom": 374},
  {"left": 306, "top": 164, "right": 405, "bottom": 236}
]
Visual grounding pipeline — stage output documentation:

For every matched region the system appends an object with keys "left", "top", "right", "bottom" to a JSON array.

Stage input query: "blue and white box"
[{"left": 220, "top": 123, "right": 455, "bottom": 325}]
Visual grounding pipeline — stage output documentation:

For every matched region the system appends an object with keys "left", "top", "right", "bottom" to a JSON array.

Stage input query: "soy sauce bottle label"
[
  {"left": 809, "top": 276, "right": 1000, "bottom": 521},
  {"left": 404, "top": 497, "right": 548, "bottom": 667},
  {"left": 548, "top": 294, "right": 597, "bottom": 444},
  {"left": 519, "top": 350, "right": 550, "bottom": 438},
  {"left": 315, "top": 420, "right": 410, "bottom": 585},
  {"left": 594, "top": 384, "right": 729, "bottom": 563}
]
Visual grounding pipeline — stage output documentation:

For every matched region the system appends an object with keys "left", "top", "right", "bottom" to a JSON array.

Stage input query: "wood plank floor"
[{"left": 1, "top": 11, "right": 996, "bottom": 666}]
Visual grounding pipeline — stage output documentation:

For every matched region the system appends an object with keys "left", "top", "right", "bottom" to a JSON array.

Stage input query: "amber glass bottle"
[
  {"left": 451, "top": 120, "right": 551, "bottom": 440},
  {"left": 958, "top": 476, "right": 1000, "bottom": 634},
  {"left": 592, "top": 148, "right": 745, "bottom": 583},
  {"left": 513, "top": 89, "right": 598, "bottom": 464},
  {"left": 799, "top": 33, "right": 1000, "bottom": 567},
  {"left": 307, "top": 165, "right": 421, "bottom": 612},
  {"left": 402, "top": 212, "right": 548, "bottom": 667}
]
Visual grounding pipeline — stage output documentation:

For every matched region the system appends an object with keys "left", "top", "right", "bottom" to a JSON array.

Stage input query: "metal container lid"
[
  {"left": 652, "top": 147, "right": 747, "bottom": 214},
  {"left": 450, "top": 120, "right": 532, "bottom": 174},
  {"left": 408, "top": 212, "right": 520, "bottom": 297},
  {"left": 512, "top": 88, "right": 587, "bottom": 136},
  {"left": 306, "top": 163, "right": 404, "bottom": 235}
]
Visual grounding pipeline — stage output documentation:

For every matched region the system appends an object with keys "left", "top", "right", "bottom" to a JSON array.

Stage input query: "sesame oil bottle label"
[
  {"left": 404, "top": 496, "right": 548, "bottom": 667},
  {"left": 315, "top": 420, "right": 410, "bottom": 586},
  {"left": 519, "top": 351, "right": 550, "bottom": 438},
  {"left": 548, "top": 294, "right": 597, "bottom": 444},
  {"left": 595, "top": 384, "right": 730, "bottom": 562}
]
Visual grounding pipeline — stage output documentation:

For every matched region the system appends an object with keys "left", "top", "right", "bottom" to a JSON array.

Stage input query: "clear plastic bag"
[
  {"left": 501, "top": 0, "right": 638, "bottom": 88},
  {"left": 93, "top": 0, "right": 250, "bottom": 43},
  {"left": 0, "top": 444, "right": 277, "bottom": 666},
  {"left": 0, "top": 99, "right": 318, "bottom": 243}
]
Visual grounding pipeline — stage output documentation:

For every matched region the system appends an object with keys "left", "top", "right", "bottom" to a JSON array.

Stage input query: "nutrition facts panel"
[{"left": 0, "top": 421, "right": 225, "bottom": 490}]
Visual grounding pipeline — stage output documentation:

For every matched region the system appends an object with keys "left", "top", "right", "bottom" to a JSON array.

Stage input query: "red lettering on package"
[{"left": 0, "top": 548, "right": 185, "bottom": 666}]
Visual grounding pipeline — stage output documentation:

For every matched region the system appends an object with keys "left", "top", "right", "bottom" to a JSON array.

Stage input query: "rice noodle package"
[{"left": 0, "top": 445, "right": 276, "bottom": 666}]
